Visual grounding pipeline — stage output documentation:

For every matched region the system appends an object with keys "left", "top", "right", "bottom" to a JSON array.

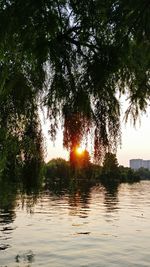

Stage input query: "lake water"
[{"left": 0, "top": 180, "right": 150, "bottom": 266}]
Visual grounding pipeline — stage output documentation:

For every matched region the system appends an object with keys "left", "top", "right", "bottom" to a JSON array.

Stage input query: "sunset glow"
[{"left": 75, "top": 146, "right": 84, "bottom": 155}]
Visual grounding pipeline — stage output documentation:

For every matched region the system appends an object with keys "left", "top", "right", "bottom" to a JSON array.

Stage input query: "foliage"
[
  {"left": 118, "top": 165, "right": 140, "bottom": 183},
  {"left": 70, "top": 149, "right": 90, "bottom": 168},
  {"left": 44, "top": 155, "right": 141, "bottom": 186},
  {"left": 101, "top": 152, "right": 120, "bottom": 181},
  {"left": 45, "top": 157, "right": 95, "bottom": 186},
  {"left": 0, "top": 65, "right": 44, "bottom": 178},
  {"left": 44, "top": 158, "right": 70, "bottom": 185},
  {"left": 135, "top": 167, "right": 150, "bottom": 180},
  {"left": 100, "top": 154, "right": 141, "bottom": 183},
  {"left": 0, "top": 0, "right": 150, "bottom": 177}
]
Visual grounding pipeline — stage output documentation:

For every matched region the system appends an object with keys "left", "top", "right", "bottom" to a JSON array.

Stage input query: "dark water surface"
[{"left": 0, "top": 180, "right": 150, "bottom": 266}]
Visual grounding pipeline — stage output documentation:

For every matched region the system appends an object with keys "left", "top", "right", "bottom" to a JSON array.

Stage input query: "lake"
[{"left": 0, "top": 180, "right": 150, "bottom": 266}]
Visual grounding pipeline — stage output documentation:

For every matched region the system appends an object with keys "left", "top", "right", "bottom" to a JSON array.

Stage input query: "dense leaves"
[
  {"left": 44, "top": 156, "right": 141, "bottom": 186},
  {"left": 0, "top": 0, "right": 150, "bottom": 177},
  {"left": 0, "top": 63, "right": 43, "bottom": 178},
  {"left": 101, "top": 152, "right": 120, "bottom": 181}
]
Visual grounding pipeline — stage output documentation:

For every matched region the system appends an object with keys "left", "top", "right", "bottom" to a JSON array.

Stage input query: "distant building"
[
  {"left": 144, "top": 160, "right": 150, "bottom": 170},
  {"left": 130, "top": 159, "right": 150, "bottom": 170}
]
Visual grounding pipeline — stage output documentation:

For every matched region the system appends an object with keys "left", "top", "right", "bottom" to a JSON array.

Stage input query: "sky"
[
  {"left": 41, "top": 104, "right": 150, "bottom": 167},
  {"left": 117, "top": 112, "right": 150, "bottom": 166}
]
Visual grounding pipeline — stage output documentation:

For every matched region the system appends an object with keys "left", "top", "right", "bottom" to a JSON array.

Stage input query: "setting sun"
[{"left": 75, "top": 146, "right": 84, "bottom": 155}]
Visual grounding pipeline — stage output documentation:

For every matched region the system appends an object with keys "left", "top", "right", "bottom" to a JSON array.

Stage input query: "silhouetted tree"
[
  {"left": 101, "top": 153, "right": 120, "bottom": 182},
  {"left": 70, "top": 149, "right": 90, "bottom": 169},
  {"left": 135, "top": 167, "right": 150, "bottom": 180},
  {"left": 45, "top": 158, "right": 69, "bottom": 184},
  {"left": 0, "top": 0, "right": 149, "bottom": 176}
]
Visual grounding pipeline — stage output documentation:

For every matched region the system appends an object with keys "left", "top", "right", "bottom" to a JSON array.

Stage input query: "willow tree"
[{"left": 0, "top": 0, "right": 149, "bottom": 176}]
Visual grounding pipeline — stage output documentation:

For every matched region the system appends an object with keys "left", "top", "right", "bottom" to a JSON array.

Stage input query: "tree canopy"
[
  {"left": 0, "top": 0, "right": 149, "bottom": 175},
  {"left": 102, "top": 152, "right": 119, "bottom": 180}
]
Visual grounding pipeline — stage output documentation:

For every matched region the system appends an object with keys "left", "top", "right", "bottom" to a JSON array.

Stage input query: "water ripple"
[{"left": 0, "top": 181, "right": 150, "bottom": 267}]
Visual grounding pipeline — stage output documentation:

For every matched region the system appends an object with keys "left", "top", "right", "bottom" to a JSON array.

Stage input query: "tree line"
[{"left": 44, "top": 153, "right": 149, "bottom": 186}]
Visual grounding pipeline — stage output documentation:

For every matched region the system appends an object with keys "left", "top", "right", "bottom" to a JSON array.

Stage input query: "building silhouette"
[{"left": 130, "top": 159, "right": 150, "bottom": 170}]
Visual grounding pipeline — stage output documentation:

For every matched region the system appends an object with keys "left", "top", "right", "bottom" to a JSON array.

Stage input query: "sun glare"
[{"left": 76, "top": 146, "right": 84, "bottom": 155}]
